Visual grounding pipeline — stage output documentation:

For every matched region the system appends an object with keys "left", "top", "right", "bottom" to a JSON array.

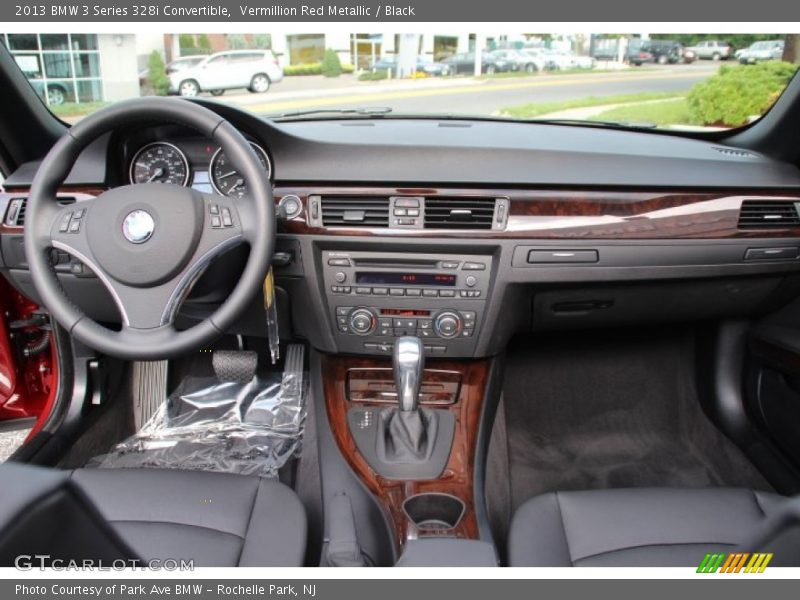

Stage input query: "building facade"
[{"left": 1, "top": 33, "right": 138, "bottom": 105}]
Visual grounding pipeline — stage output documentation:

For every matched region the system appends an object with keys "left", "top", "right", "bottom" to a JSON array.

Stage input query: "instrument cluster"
[{"left": 128, "top": 138, "right": 272, "bottom": 197}]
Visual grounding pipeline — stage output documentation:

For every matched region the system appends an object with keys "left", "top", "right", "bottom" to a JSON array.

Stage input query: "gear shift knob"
[{"left": 393, "top": 336, "right": 425, "bottom": 412}]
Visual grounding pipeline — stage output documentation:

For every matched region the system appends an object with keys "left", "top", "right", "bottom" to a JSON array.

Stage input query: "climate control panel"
[{"left": 333, "top": 306, "right": 478, "bottom": 355}]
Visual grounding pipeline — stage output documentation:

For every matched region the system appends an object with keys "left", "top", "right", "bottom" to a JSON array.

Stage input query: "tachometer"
[
  {"left": 210, "top": 142, "right": 272, "bottom": 198},
  {"left": 129, "top": 142, "right": 190, "bottom": 186}
]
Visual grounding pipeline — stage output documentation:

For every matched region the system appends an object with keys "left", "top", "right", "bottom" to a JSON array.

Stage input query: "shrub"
[
  {"left": 178, "top": 34, "right": 195, "bottom": 51},
  {"left": 321, "top": 49, "right": 343, "bottom": 77},
  {"left": 147, "top": 51, "right": 169, "bottom": 96},
  {"left": 284, "top": 62, "right": 353, "bottom": 76},
  {"left": 687, "top": 61, "right": 799, "bottom": 127},
  {"left": 284, "top": 62, "right": 322, "bottom": 76},
  {"left": 358, "top": 70, "right": 390, "bottom": 81}
]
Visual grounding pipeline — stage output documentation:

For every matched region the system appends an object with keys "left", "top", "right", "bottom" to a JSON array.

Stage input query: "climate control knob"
[
  {"left": 349, "top": 308, "right": 377, "bottom": 336},
  {"left": 434, "top": 311, "right": 462, "bottom": 339}
]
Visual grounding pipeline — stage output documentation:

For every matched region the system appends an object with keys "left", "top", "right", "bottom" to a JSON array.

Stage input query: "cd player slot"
[{"left": 352, "top": 258, "right": 439, "bottom": 269}]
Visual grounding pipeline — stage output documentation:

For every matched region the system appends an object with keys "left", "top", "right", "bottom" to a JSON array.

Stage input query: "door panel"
[{"left": 0, "top": 275, "right": 58, "bottom": 441}]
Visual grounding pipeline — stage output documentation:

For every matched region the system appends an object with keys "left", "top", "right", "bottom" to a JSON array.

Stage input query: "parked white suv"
[
  {"left": 690, "top": 40, "right": 732, "bottom": 61},
  {"left": 169, "top": 50, "right": 283, "bottom": 97}
]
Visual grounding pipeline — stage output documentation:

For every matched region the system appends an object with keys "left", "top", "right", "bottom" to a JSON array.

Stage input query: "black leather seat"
[
  {"left": 508, "top": 487, "right": 786, "bottom": 567},
  {"left": 0, "top": 463, "right": 307, "bottom": 567}
]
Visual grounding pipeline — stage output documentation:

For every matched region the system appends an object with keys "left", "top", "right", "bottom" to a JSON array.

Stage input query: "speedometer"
[
  {"left": 210, "top": 142, "right": 272, "bottom": 198},
  {"left": 129, "top": 142, "right": 190, "bottom": 186}
]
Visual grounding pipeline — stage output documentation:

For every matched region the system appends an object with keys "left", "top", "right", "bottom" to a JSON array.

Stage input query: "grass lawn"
[
  {"left": 589, "top": 97, "right": 700, "bottom": 127},
  {"left": 50, "top": 101, "right": 111, "bottom": 119},
  {"left": 500, "top": 91, "right": 684, "bottom": 119}
]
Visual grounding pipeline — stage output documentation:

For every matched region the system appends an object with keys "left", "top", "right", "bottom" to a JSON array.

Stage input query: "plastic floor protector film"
[{"left": 89, "top": 370, "right": 306, "bottom": 477}]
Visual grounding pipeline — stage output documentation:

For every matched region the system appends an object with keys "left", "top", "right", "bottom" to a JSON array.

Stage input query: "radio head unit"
[{"left": 321, "top": 250, "right": 492, "bottom": 357}]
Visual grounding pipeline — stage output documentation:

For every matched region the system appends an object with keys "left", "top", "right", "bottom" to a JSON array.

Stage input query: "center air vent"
[
  {"left": 423, "top": 197, "right": 497, "bottom": 229},
  {"left": 320, "top": 196, "right": 390, "bottom": 227},
  {"left": 738, "top": 200, "right": 800, "bottom": 229}
]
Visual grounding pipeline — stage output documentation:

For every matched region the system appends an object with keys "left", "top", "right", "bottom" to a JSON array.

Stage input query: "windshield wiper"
[
  {"left": 529, "top": 118, "right": 658, "bottom": 130},
  {"left": 275, "top": 106, "right": 393, "bottom": 119}
]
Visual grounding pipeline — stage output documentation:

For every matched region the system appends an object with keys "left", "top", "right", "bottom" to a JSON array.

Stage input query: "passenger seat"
[{"left": 508, "top": 487, "right": 796, "bottom": 567}]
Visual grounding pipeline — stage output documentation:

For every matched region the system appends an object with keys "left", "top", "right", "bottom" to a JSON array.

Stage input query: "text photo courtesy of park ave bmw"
[{"left": 0, "top": 0, "right": 799, "bottom": 596}]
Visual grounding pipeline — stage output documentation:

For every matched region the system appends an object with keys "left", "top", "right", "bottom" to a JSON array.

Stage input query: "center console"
[{"left": 321, "top": 250, "right": 493, "bottom": 357}]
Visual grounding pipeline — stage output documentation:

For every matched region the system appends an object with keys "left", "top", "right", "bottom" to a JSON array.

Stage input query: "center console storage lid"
[{"left": 395, "top": 539, "right": 499, "bottom": 567}]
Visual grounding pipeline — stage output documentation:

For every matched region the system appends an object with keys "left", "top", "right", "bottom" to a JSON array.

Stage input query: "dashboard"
[{"left": 4, "top": 100, "right": 800, "bottom": 358}]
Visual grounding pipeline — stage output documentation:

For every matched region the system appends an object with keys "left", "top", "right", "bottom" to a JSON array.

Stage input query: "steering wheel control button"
[
  {"left": 209, "top": 204, "right": 220, "bottom": 215},
  {"left": 68, "top": 219, "right": 81, "bottom": 233},
  {"left": 58, "top": 213, "right": 72, "bottom": 232},
  {"left": 221, "top": 207, "right": 233, "bottom": 227},
  {"left": 122, "top": 210, "right": 155, "bottom": 244},
  {"left": 210, "top": 215, "right": 222, "bottom": 228}
]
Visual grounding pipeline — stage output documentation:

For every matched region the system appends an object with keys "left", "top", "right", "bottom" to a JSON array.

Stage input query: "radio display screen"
[{"left": 355, "top": 272, "right": 457, "bottom": 287}]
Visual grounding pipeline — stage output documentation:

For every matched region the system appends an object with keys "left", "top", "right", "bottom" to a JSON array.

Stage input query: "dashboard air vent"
[
  {"left": 738, "top": 200, "right": 800, "bottom": 229},
  {"left": 4, "top": 198, "right": 26, "bottom": 226},
  {"left": 423, "top": 197, "right": 497, "bottom": 229},
  {"left": 321, "top": 196, "right": 390, "bottom": 227}
]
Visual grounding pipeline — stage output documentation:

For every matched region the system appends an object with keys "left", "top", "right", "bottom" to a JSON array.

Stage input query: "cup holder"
[{"left": 402, "top": 493, "right": 465, "bottom": 531}]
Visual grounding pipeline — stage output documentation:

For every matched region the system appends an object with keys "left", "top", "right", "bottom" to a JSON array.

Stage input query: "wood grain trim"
[
  {"left": 6, "top": 186, "right": 800, "bottom": 240},
  {"left": 274, "top": 187, "right": 800, "bottom": 239},
  {"left": 322, "top": 354, "right": 489, "bottom": 551}
]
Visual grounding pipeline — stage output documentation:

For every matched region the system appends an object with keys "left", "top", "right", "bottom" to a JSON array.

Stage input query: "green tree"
[
  {"left": 321, "top": 49, "right": 343, "bottom": 77},
  {"left": 196, "top": 34, "right": 212, "bottom": 54},
  {"left": 147, "top": 50, "right": 169, "bottom": 96}
]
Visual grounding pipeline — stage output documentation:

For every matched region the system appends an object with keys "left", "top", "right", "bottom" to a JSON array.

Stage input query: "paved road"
[{"left": 208, "top": 63, "right": 719, "bottom": 118}]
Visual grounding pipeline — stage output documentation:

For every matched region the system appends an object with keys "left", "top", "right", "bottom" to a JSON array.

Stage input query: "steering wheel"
[{"left": 24, "top": 98, "right": 275, "bottom": 360}]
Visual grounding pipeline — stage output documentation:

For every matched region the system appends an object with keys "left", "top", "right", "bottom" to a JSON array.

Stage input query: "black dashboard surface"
[{"left": 5, "top": 100, "right": 800, "bottom": 190}]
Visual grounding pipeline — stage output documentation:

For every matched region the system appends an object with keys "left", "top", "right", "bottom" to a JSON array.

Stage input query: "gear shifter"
[
  {"left": 378, "top": 337, "right": 437, "bottom": 462},
  {"left": 394, "top": 337, "right": 424, "bottom": 412},
  {"left": 346, "top": 336, "right": 456, "bottom": 479}
]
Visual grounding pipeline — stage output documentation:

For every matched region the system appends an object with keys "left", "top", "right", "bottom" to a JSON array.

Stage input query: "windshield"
[{"left": 2, "top": 32, "right": 798, "bottom": 131}]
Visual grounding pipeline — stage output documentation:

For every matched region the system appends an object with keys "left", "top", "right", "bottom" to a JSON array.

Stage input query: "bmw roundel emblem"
[{"left": 122, "top": 210, "right": 155, "bottom": 244}]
